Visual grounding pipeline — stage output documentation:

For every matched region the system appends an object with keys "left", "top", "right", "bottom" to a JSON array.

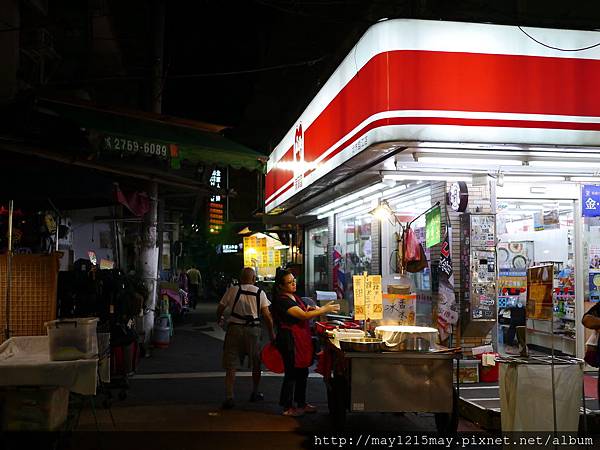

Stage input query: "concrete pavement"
[{"left": 74, "top": 302, "right": 484, "bottom": 448}]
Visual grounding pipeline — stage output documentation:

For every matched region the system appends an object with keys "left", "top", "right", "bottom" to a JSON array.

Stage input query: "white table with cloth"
[
  {"left": 0, "top": 336, "right": 98, "bottom": 395},
  {"left": 499, "top": 356, "right": 583, "bottom": 432}
]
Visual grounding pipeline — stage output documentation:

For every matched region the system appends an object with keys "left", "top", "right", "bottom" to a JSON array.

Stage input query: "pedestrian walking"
[
  {"left": 186, "top": 265, "right": 202, "bottom": 308},
  {"left": 216, "top": 267, "right": 275, "bottom": 409},
  {"left": 271, "top": 269, "right": 339, "bottom": 416}
]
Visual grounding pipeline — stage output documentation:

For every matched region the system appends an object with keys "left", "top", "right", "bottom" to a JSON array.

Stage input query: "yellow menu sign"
[
  {"left": 353, "top": 273, "right": 383, "bottom": 320},
  {"left": 353, "top": 275, "right": 366, "bottom": 320}
]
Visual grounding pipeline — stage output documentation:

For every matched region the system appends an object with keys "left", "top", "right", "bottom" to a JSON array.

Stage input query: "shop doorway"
[
  {"left": 496, "top": 198, "right": 576, "bottom": 356},
  {"left": 306, "top": 223, "right": 329, "bottom": 297}
]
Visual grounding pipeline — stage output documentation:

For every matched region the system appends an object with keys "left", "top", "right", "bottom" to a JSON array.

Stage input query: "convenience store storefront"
[{"left": 265, "top": 19, "right": 600, "bottom": 357}]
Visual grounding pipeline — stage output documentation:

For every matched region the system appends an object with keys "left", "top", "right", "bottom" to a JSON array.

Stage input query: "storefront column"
[
  {"left": 327, "top": 215, "right": 335, "bottom": 291},
  {"left": 574, "top": 197, "right": 585, "bottom": 359}
]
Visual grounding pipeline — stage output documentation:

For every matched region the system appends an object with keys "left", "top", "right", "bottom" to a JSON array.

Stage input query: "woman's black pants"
[{"left": 280, "top": 366, "right": 309, "bottom": 409}]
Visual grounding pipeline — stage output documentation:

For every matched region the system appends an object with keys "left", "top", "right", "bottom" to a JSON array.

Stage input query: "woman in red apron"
[{"left": 271, "top": 269, "right": 340, "bottom": 416}]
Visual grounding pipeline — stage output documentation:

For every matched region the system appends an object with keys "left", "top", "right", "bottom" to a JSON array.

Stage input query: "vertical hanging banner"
[
  {"left": 353, "top": 274, "right": 366, "bottom": 320},
  {"left": 425, "top": 205, "right": 442, "bottom": 248},
  {"left": 582, "top": 185, "right": 600, "bottom": 217},
  {"left": 437, "top": 225, "right": 458, "bottom": 341}
]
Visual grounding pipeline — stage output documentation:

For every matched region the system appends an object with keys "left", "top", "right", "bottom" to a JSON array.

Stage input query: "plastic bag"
[{"left": 403, "top": 227, "right": 420, "bottom": 261}]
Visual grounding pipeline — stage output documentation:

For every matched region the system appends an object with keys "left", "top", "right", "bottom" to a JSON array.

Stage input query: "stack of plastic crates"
[{"left": 0, "top": 254, "right": 60, "bottom": 341}]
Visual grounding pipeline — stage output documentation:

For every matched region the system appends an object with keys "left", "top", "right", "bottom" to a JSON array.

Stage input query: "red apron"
[{"left": 280, "top": 296, "right": 313, "bottom": 369}]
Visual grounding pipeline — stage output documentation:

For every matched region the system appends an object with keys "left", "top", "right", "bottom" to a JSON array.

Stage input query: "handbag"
[{"left": 584, "top": 331, "right": 599, "bottom": 368}]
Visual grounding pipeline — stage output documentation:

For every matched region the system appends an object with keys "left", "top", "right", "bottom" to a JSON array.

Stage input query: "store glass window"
[
  {"left": 496, "top": 199, "right": 575, "bottom": 355},
  {"left": 335, "top": 212, "right": 373, "bottom": 310},
  {"left": 382, "top": 187, "right": 433, "bottom": 326},
  {"left": 306, "top": 224, "right": 329, "bottom": 297}
]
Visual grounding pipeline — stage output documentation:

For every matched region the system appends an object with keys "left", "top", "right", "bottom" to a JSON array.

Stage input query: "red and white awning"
[{"left": 265, "top": 19, "right": 600, "bottom": 213}]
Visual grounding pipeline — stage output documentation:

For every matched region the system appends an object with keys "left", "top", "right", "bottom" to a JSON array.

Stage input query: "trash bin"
[
  {"left": 498, "top": 355, "right": 583, "bottom": 432},
  {"left": 476, "top": 352, "right": 500, "bottom": 383}
]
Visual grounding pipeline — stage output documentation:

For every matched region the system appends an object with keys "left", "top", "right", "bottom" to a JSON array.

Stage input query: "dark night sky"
[
  {"left": 39, "top": 1, "right": 600, "bottom": 154},
  {"left": 157, "top": 0, "right": 600, "bottom": 154},
  {"left": 160, "top": 0, "right": 373, "bottom": 153}
]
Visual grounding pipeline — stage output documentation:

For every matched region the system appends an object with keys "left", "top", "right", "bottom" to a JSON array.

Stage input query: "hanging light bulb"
[{"left": 369, "top": 200, "right": 396, "bottom": 224}]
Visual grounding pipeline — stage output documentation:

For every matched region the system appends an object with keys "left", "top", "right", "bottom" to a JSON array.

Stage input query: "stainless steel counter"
[{"left": 345, "top": 350, "right": 455, "bottom": 413}]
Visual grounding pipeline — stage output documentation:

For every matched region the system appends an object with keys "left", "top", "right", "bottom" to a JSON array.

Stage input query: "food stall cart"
[{"left": 321, "top": 326, "right": 461, "bottom": 432}]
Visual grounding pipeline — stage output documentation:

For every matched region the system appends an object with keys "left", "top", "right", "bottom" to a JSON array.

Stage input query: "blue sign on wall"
[{"left": 582, "top": 185, "right": 600, "bottom": 217}]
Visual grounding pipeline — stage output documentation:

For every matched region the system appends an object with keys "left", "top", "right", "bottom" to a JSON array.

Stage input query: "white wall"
[
  {"left": 501, "top": 228, "right": 569, "bottom": 264},
  {"left": 68, "top": 207, "right": 115, "bottom": 266}
]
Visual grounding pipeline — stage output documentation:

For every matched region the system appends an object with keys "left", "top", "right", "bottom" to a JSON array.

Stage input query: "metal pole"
[
  {"left": 55, "top": 216, "right": 60, "bottom": 252},
  {"left": 5, "top": 200, "right": 14, "bottom": 340},
  {"left": 549, "top": 264, "right": 558, "bottom": 437}
]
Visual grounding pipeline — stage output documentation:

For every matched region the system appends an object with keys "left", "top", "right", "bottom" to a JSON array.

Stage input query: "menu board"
[
  {"left": 382, "top": 293, "right": 415, "bottom": 325},
  {"left": 353, "top": 274, "right": 383, "bottom": 320},
  {"left": 243, "top": 236, "right": 282, "bottom": 268},
  {"left": 527, "top": 265, "right": 554, "bottom": 320},
  {"left": 353, "top": 275, "right": 366, "bottom": 320}
]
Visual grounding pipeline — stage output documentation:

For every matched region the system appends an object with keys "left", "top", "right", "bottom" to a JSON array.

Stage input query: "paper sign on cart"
[
  {"left": 365, "top": 275, "right": 383, "bottom": 320},
  {"left": 353, "top": 275, "right": 366, "bottom": 320},
  {"left": 382, "top": 293, "right": 416, "bottom": 325}
]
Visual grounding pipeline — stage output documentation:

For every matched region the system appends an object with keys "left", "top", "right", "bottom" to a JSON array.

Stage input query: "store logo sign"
[
  {"left": 582, "top": 184, "right": 600, "bottom": 217},
  {"left": 447, "top": 181, "right": 469, "bottom": 212},
  {"left": 293, "top": 122, "right": 304, "bottom": 190}
]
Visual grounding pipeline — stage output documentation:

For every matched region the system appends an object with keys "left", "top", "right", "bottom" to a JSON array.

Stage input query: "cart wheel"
[
  {"left": 434, "top": 388, "right": 459, "bottom": 435},
  {"left": 118, "top": 390, "right": 127, "bottom": 401}
]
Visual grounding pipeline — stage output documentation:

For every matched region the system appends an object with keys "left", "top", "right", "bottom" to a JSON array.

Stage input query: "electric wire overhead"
[{"left": 517, "top": 25, "right": 600, "bottom": 52}]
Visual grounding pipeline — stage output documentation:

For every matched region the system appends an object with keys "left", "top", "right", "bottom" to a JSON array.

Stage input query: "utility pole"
[{"left": 141, "top": 0, "right": 165, "bottom": 357}]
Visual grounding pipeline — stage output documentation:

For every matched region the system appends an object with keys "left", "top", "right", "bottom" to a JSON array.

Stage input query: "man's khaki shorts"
[{"left": 222, "top": 324, "right": 262, "bottom": 369}]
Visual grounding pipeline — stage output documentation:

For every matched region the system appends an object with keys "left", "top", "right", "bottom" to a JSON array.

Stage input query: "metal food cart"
[{"left": 324, "top": 340, "right": 461, "bottom": 432}]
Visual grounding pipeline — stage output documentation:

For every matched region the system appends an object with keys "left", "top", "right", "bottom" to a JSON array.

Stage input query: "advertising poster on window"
[{"left": 527, "top": 265, "right": 554, "bottom": 320}]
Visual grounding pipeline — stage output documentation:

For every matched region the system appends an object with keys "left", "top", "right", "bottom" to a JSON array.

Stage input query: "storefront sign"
[
  {"left": 217, "top": 244, "right": 242, "bottom": 254},
  {"left": 448, "top": 182, "right": 468, "bottom": 212},
  {"left": 582, "top": 185, "right": 600, "bottom": 217},
  {"left": 425, "top": 205, "right": 441, "bottom": 248},
  {"left": 266, "top": 21, "right": 600, "bottom": 213},
  {"left": 208, "top": 169, "right": 225, "bottom": 234},
  {"left": 99, "top": 133, "right": 175, "bottom": 160}
]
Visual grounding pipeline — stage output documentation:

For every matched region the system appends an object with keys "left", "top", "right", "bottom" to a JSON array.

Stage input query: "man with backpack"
[{"left": 216, "top": 267, "right": 275, "bottom": 409}]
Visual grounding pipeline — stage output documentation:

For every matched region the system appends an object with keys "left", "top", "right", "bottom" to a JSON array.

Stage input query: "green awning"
[{"left": 37, "top": 98, "right": 266, "bottom": 171}]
